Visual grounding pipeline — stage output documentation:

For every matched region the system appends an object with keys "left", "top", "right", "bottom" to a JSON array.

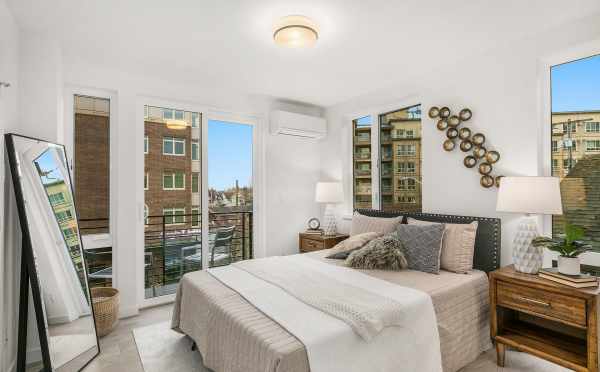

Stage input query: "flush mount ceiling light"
[
  {"left": 166, "top": 119, "right": 188, "bottom": 130},
  {"left": 273, "top": 15, "right": 319, "bottom": 48}
]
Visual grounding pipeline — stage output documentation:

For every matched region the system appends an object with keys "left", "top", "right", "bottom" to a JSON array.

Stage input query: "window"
[
  {"left": 192, "top": 140, "right": 199, "bottom": 161},
  {"left": 550, "top": 53, "right": 600, "bottom": 258},
  {"left": 586, "top": 122, "right": 600, "bottom": 133},
  {"left": 48, "top": 192, "right": 65, "bottom": 205},
  {"left": 144, "top": 173, "right": 149, "bottom": 190},
  {"left": 397, "top": 144, "right": 416, "bottom": 156},
  {"left": 163, "top": 137, "right": 185, "bottom": 156},
  {"left": 552, "top": 140, "right": 558, "bottom": 152},
  {"left": 63, "top": 227, "right": 77, "bottom": 238},
  {"left": 163, "top": 207, "right": 185, "bottom": 225},
  {"left": 56, "top": 210, "right": 73, "bottom": 222},
  {"left": 191, "top": 112, "right": 200, "bottom": 128},
  {"left": 192, "top": 172, "right": 199, "bottom": 193},
  {"left": 352, "top": 116, "right": 373, "bottom": 209},
  {"left": 144, "top": 135, "right": 149, "bottom": 154},
  {"left": 144, "top": 204, "right": 149, "bottom": 225},
  {"left": 191, "top": 207, "right": 200, "bottom": 227},
  {"left": 162, "top": 109, "right": 184, "bottom": 121},
  {"left": 586, "top": 140, "right": 600, "bottom": 152},
  {"left": 163, "top": 171, "right": 185, "bottom": 190},
  {"left": 380, "top": 104, "right": 422, "bottom": 212}
]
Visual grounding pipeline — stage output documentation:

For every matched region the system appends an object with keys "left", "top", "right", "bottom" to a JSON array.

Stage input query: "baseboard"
[{"left": 118, "top": 305, "right": 139, "bottom": 319}]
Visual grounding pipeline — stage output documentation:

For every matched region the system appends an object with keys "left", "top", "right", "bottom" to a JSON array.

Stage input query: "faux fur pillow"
[
  {"left": 326, "top": 232, "right": 382, "bottom": 259},
  {"left": 345, "top": 235, "right": 408, "bottom": 270}
]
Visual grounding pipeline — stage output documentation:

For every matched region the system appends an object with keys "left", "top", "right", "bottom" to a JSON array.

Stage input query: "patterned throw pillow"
[
  {"left": 345, "top": 235, "right": 408, "bottom": 270},
  {"left": 394, "top": 224, "right": 445, "bottom": 274}
]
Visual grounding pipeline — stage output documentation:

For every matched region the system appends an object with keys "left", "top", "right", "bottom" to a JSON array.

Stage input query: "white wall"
[
  {"left": 0, "top": 0, "right": 20, "bottom": 370},
  {"left": 321, "top": 14, "right": 600, "bottom": 267},
  {"left": 9, "top": 43, "right": 326, "bottom": 318}
]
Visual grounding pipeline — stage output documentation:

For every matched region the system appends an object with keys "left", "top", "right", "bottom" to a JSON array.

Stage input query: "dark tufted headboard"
[{"left": 355, "top": 209, "right": 501, "bottom": 273}]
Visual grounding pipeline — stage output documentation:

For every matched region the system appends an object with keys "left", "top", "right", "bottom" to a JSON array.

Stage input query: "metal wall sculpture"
[{"left": 429, "top": 106, "right": 503, "bottom": 188}]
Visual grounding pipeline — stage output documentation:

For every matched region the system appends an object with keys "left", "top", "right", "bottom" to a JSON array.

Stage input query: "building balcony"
[
  {"left": 355, "top": 187, "right": 372, "bottom": 195},
  {"left": 381, "top": 153, "right": 393, "bottom": 161},
  {"left": 354, "top": 136, "right": 371, "bottom": 144},
  {"left": 354, "top": 169, "right": 372, "bottom": 177},
  {"left": 354, "top": 152, "right": 371, "bottom": 160}
]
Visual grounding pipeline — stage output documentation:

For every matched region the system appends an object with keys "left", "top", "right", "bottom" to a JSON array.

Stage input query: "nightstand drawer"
[
  {"left": 497, "top": 281, "right": 587, "bottom": 327},
  {"left": 300, "top": 237, "right": 325, "bottom": 252}
]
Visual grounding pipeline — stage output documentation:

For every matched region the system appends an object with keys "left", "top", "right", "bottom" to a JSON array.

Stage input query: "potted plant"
[{"left": 532, "top": 223, "right": 598, "bottom": 275}]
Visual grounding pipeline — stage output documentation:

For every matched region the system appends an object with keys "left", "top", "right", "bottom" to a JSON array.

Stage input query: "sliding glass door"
[{"left": 142, "top": 106, "right": 255, "bottom": 301}]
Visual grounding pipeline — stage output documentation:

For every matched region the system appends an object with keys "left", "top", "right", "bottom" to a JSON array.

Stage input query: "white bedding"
[{"left": 208, "top": 254, "right": 442, "bottom": 372}]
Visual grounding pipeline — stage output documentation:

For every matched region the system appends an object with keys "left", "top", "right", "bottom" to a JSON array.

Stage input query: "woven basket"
[{"left": 91, "top": 287, "right": 119, "bottom": 337}]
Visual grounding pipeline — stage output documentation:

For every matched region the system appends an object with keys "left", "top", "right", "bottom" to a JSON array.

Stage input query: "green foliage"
[{"left": 532, "top": 223, "right": 598, "bottom": 257}]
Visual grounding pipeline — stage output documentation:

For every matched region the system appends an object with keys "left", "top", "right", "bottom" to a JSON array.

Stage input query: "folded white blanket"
[
  {"left": 208, "top": 254, "right": 442, "bottom": 372},
  {"left": 233, "top": 256, "right": 403, "bottom": 341}
]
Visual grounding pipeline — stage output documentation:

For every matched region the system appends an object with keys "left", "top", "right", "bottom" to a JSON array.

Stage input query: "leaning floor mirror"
[{"left": 6, "top": 134, "right": 99, "bottom": 371}]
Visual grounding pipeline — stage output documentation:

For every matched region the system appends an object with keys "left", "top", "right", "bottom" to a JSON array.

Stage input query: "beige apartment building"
[{"left": 353, "top": 105, "right": 422, "bottom": 211}]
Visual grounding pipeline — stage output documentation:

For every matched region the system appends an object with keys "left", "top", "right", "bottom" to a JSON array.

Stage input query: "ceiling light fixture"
[
  {"left": 166, "top": 119, "right": 188, "bottom": 130},
  {"left": 273, "top": 15, "right": 319, "bottom": 48}
]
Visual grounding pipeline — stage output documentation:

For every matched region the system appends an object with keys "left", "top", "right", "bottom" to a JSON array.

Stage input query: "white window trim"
[
  {"left": 192, "top": 140, "right": 200, "bottom": 161},
  {"left": 162, "top": 136, "right": 186, "bottom": 156},
  {"left": 144, "top": 135, "right": 149, "bottom": 154},
  {"left": 191, "top": 173, "right": 200, "bottom": 193},
  {"left": 344, "top": 97, "right": 423, "bottom": 213},
  {"left": 191, "top": 207, "right": 200, "bottom": 228},
  {"left": 538, "top": 39, "right": 600, "bottom": 268},
  {"left": 137, "top": 96, "right": 263, "bottom": 309},
  {"left": 162, "top": 171, "right": 186, "bottom": 190},
  {"left": 163, "top": 207, "right": 186, "bottom": 225}
]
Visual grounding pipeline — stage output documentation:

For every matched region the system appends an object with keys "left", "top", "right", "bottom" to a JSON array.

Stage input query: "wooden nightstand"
[
  {"left": 298, "top": 233, "right": 348, "bottom": 253},
  {"left": 490, "top": 265, "right": 599, "bottom": 372}
]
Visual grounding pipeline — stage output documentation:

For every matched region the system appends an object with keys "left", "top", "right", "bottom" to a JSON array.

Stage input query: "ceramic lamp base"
[
  {"left": 322, "top": 204, "right": 337, "bottom": 236},
  {"left": 512, "top": 216, "right": 542, "bottom": 274}
]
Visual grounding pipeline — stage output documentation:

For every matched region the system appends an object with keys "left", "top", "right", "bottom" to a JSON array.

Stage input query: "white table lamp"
[
  {"left": 315, "top": 182, "right": 344, "bottom": 236},
  {"left": 496, "top": 176, "right": 563, "bottom": 274}
]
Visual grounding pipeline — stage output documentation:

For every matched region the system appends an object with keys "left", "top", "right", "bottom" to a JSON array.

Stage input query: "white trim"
[
  {"left": 144, "top": 172, "right": 149, "bottom": 190},
  {"left": 162, "top": 171, "right": 186, "bottom": 190},
  {"left": 62, "top": 85, "right": 118, "bottom": 276},
  {"left": 162, "top": 207, "right": 186, "bottom": 225},
  {"left": 162, "top": 136, "right": 186, "bottom": 156},
  {"left": 144, "top": 135, "right": 149, "bottom": 154},
  {"left": 344, "top": 96, "right": 423, "bottom": 214}
]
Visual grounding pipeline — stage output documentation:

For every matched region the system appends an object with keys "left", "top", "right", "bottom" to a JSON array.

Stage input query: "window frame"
[
  {"left": 163, "top": 207, "right": 186, "bottom": 225},
  {"left": 162, "top": 171, "right": 186, "bottom": 190},
  {"left": 144, "top": 135, "right": 149, "bottom": 154},
  {"left": 162, "top": 136, "right": 186, "bottom": 156},
  {"left": 192, "top": 139, "right": 200, "bottom": 161},
  {"left": 144, "top": 172, "right": 149, "bottom": 190},
  {"left": 347, "top": 100, "right": 423, "bottom": 212}
]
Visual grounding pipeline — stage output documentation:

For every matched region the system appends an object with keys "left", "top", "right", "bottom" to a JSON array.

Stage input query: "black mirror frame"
[{"left": 5, "top": 133, "right": 101, "bottom": 372}]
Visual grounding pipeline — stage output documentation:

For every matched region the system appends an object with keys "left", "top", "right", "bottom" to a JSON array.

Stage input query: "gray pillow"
[
  {"left": 327, "top": 249, "right": 360, "bottom": 260},
  {"left": 394, "top": 224, "right": 445, "bottom": 274},
  {"left": 344, "top": 235, "right": 407, "bottom": 270}
]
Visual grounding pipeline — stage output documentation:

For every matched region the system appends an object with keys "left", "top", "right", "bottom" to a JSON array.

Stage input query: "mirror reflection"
[{"left": 12, "top": 135, "right": 99, "bottom": 372}]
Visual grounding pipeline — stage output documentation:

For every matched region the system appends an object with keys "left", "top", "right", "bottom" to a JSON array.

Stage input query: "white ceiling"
[{"left": 8, "top": 0, "right": 600, "bottom": 107}]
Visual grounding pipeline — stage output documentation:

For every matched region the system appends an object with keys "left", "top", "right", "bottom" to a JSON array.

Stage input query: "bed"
[{"left": 171, "top": 211, "right": 501, "bottom": 372}]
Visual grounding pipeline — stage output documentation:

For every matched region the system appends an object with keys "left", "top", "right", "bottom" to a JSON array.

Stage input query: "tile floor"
[{"left": 85, "top": 304, "right": 569, "bottom": 372}]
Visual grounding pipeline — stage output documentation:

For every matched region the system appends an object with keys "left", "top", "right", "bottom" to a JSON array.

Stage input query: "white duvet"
[{"left": 209, "top": 254, "right": 442, "bottom": 372}]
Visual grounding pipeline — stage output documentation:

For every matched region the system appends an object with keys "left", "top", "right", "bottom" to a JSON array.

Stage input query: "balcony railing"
[
  {"left": 354, "top": 152, "right": 371, "bottom": 159},
  {"left": 354, "top": 169, "right": 371, "bottom": 176},
  {"left": 83, "top": 211, "right": 253, "bottom": 299}
]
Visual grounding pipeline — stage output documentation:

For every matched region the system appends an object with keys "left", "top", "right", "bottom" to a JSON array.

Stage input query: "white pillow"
[
  {"left": 350, "top": 213, "right": 403, "bottom": 236},
  {"left": 407, "top": 218, "right": 478, "bottom": 273}
]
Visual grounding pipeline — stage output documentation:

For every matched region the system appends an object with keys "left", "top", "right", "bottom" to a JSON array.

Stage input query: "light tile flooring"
[{"left": 86, "top": 304, "right": 569, "bottom": 372}]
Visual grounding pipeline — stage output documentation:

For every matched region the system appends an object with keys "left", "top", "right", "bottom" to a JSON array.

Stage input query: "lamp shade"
[
  {"left": 315, "top": 182, "right": 344, "bottom": 203},
  {"left": 496, "top": 176, "right": 563, "bottom": 215}
]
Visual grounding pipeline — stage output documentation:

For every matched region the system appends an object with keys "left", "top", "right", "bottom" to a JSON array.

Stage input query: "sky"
[
  {"left": 551, "top": 53, "right": 600, "bottom": 112},
  {"left": 208, "top": 119, "right": 253, "bottom": 190},
  {"left": 35, "top": 148, "right": 66, "bottom": 185}
]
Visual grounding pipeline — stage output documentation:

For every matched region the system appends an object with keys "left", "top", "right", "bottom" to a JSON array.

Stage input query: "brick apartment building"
[
  {"left": 74, "top": 95, "right": 110, "bottom": 234},
  {"left": 144, "top": 105, "right": 201, "bottom": 231},
  {"left": 551, "top": 110, "right": 600, "bottom": 243}
]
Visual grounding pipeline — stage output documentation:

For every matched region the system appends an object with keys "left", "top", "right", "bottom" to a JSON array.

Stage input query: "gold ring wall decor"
[{"left": 430, "top": 106, "right": 503, "bottom": 188}]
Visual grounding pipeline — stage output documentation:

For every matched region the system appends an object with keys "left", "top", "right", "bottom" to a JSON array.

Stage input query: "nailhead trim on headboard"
[{"left": 355, "top": 209, "right": 501, "bottom": 273}]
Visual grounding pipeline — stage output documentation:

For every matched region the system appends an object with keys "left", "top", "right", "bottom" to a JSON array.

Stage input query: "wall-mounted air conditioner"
[{"left": 270, "top": 110, "right": 327, "bottom": 139}]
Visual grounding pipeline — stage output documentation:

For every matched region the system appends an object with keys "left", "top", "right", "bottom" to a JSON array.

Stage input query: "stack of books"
[
  {"left": 303, "top": 229, "right": 323, "bottom": 235},
  {"left": 539, "top": 268, "right": 599, "bottom": 288}
]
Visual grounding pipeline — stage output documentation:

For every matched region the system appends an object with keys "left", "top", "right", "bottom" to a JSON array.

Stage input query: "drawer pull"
[{"left": 517, "top": 296, "right": 551, "bottom": 308}]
